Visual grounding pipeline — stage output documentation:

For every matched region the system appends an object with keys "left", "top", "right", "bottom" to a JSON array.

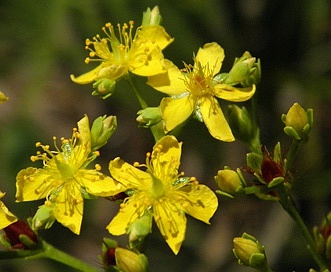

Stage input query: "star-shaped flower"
[
  {"left": 0, "top": 191, "right": 17, "bottom": 229},
  {"left": 70, "top": 22, "right": 173, "bottom": 84},
  {"left": 16, "top": 116, "right": 118, "bottom": 234},
  {"left": 107, "top": 135, "right": 218, "bottom": 254},
  {"left": 147, "top": 42, "right": 256, "bottom": 141}
]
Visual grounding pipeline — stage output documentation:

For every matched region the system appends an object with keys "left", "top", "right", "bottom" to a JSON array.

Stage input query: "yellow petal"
[
  {"left": 0, "top": 91, "right": 9, "bottom": 104},
  {"left": 178, "top": 184, "right": 218, "bottom": 224},
  {"left": 0, "top": 197, "right": 17, "bottom": 229},
  {"left": 151, "top": 136, "right": 182, "bottom": 180},
  {"left": 199, "top": 96, "right": 234, "bottom": 141},
  {"left": 136, "top": 25, "right": 174, "bottom": 50},
  {"left": 147, "top": 60, "right": 186, "bottom": 95},
  {"left": 160, "top": 95, "right": 195, "bottom": 132},
  {"left": 16, "top": 167, "right": 59, "bottom": 202},
  {"left": 53, "top": 183, "right": 83, "bottom": 235},
  {"left": 109, "top": 157, "right": 152, "bottom": 189},
  {"left": 107, "top": 195, "right": 146, "bottom": 235},
  {"left": 130, "top": 47, "right": 166, "bottom": 77},
  {"left": 195, "top": 42, "right": 224, "bottom": 75},
  {"left": 153, "top": 200, "right": 187, "bottom": 255},
  {"left": 70, "top": 64, "right": 103, "bottom": 84},
  {"left": 78, "top": 169, "right": 122, "bottom": 196},
  {"left": 77, "top": 115, "right": 91, "bottom": 150},
  {"left": 213, "top": 84, "right": 256, "bottom": 102}
]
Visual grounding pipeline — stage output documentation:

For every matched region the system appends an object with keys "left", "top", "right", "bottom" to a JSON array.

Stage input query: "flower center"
[
  {"left": 183, "top": 60, "right": 214, "bottom": 97},
  {"left": 84, "top": 21, "right": 136, "bottom": 65}
]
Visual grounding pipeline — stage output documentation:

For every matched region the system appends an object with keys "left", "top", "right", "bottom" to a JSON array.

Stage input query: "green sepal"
[
  {"left": 19, "top": 234, "right": 37, "bottom": 249},
  {"left": 284, "top": 126, "right": 301, "bottom": 141},
  {"left": 267, "top": 177, "right": 285, "bottom": 188},
  {"left": 247, "top": 152, "right": 262, "bottom": 172},
  {"left": 215, "top": 190, "right": 235, "bottom": 199}
]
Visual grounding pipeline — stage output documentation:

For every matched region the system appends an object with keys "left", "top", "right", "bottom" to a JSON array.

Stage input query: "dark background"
[{"left": 0, "top": 0, "right": 331, "bottom": 271}]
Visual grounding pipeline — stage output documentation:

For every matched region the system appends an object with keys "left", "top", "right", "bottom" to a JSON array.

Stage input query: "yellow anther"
[
  {"left": 95, "top": 164, "right": 101, "bottom": 171},
  {"left": 94, "top": 151, "right": 100, "bottom": 156},
  {"left": 35, "top": 142, "right": 41, "bottom": 147},
  {"left": 133, "top": 162, "right": 140, "bottom": 167},
  {"left": 85, "top": 57, "right": 90, "bottom": 64}
]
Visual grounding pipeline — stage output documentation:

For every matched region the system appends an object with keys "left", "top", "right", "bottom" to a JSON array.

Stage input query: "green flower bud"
[
  {"left": 223, "top": 52, "right": 261, "bottom": 87},
  {"left": 31, "top": 203, "right": 56, "bottom": 230},
  {"left": 115, "top": 248, "right": 149, "bottom": 272},
  {"left": 233, "top": 233, "right": 269, "bottom": 270},
  {"left": 215, "top": 168, "right": 244, "bottom": 198},
  {"left": 282, "top": 103, "right": 313, "bottom": 141},
  {"left": 136, "top": 107, "right": 162, "bottom": 128},
  {"left": 91, "top": 115, "right": 117, "bottom": 151},
  {"left": 92, "top": 79, "right": 116, "bottom": 99},
  {"left": 142, "top": 6, "right": 162, "bottom": 26},
  {"left": 227, "top": 105, "right": 260, "bottom": 151},
  {"left": 0, "top": 91, "right": 9, "bottom": 104},
  {"left": 127, "top": 212, "right": 152, "bottom": 248}
]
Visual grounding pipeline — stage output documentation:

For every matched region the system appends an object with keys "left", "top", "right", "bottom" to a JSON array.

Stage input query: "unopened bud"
[
  {"left": 282, "top": 103, "right": 313, "bottom": 141},
  {"left": 31, "top": 203, "right": 56, "bottom": 230},
  {"left": 223, "top": 52, "right": 261, "bottom": 86},
  {"left": 91, "top": 115, "right": 117, "bottom": 151},
  {"left": 92, "top": 78, "right": 116, "bottom": 99},
  {"left": 233, "top": 233, "right": 269, "bottom": 270},
  {"left": 142, "top": 6, "right": 162, "bottom": 26},
  {"left": 115, "top": 247, "right": 149, "bottom": 272},
  {"left": 127, "top": 212, "right": 152, "bottom": 248},
  {"left": 136, "top": 107, "right": 162, "bottom": 127},
  {"left": 215, "top": 168, "right": 244, "bottom": 198}
]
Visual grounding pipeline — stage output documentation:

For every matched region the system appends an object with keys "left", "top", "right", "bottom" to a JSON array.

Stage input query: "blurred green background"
[{"left": 0, "top": 0, "right": 331, "bottom": 271}]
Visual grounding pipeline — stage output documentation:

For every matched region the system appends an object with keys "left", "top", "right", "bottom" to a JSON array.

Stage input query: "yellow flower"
[
  {"left": 70, "top": 22, "right": 173, "bottom": 84},
  {"left": 0, "top": 191, "right": 17, "bottom": 229},
  {"left": 107, "top": 135, "right": 218, "bottom": 254},
  {"left": 16, "top": 116, "right": 118, "bottom": 234},
  {"left": 147, "top": 42, "right": 256, "bottom": 141}
]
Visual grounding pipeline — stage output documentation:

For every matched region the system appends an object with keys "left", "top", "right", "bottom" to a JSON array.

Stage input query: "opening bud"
[
  {"left": 92, "top": 78, "right": 116, "bottom": 99},
  {"left": 233, "top": 233, "right": 269, "bottom": 271},
  {"left": 91, "top": 115, "right": 117, "bottom": 151},
  {"left": 136, "top": 107, "right": 162, "bottom": 128},
  {"left": 282, "top": 103, "right": 313, "bottom": 141},
  {"left": 142, "top": 6, "right": 162, "bottom": 26}
]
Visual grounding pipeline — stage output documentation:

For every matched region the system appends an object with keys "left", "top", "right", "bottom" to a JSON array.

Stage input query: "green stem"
[
  {"left": 127, "top": 74, "right": 148, "bottom": 109},
  {"left": 278, "top": 188, "right": 329, "bottom": 271},
  {"left": 285, "top": 139, "right": 302, "bottom": 172},
  {"left": 40, "top": 239, "right": 100, "bottom": 272},
  {"left": 0, "top": 239, "right": 100, "bottom": 271}
]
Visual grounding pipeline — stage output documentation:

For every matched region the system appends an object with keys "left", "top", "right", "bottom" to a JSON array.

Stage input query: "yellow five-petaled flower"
[
  {"left": 15, "top": 116, "right": 117, "bottom": 234},
  {"left": 70, "top": 21, "right": 173, "bottom": 84},
  {"left": 0, "top": 191, "right": 17, "bottom": 229},
  {"left": 106, "top": 135, "right": 218, "bottom": 254},
  {"left": 147, "top": 42, "right": 256, "bottom": 141}
]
